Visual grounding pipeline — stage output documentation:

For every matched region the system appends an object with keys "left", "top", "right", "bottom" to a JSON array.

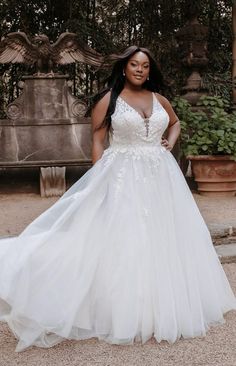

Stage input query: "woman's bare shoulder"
[
  {"left": 154, "top": 92, "right": 179, "bottom": 125},
  {"left": 91, "top": 91, "right": 111, "bottom": 130},
  {"left": 92, "top": 90, "right": 111, "bottom": 112},
  {"left": 154, "top": 93, "right": 170, "bottom": 107}
]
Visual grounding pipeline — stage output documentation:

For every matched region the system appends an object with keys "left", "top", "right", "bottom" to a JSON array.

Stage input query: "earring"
[
  {"left": 123, "top": 70, "right": 125, "bottom": 76},
  {"left": 147, "top": 76, "right": 149, "bottom": 81}
]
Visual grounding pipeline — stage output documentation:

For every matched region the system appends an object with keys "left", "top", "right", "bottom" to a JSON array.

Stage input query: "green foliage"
[
  {"left": 172, "top": 95, "right": 236, "bottom": 158},
  {"left": 202, "top": 71, "right": 232, "bottom": 102},
  {"left": 0, "top": 0, "right": 234, "bottom": 111}
]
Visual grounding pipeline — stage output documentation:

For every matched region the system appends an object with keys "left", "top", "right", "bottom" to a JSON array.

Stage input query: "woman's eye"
[{"left": 130, "top": 63, "right": 137, "bottom": 67}]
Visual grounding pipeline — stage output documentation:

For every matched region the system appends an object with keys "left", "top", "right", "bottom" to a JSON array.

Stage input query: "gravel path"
[
  {"left": 0, "top": 193, "right": 58, "bottom": 237},
  {"left": 0, "top": 193, "right": 236, "bottom": 365}
]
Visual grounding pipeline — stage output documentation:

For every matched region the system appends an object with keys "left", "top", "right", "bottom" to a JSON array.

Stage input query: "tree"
[{"left": 0, "top": 0, "right": 234, "bottom": 116}]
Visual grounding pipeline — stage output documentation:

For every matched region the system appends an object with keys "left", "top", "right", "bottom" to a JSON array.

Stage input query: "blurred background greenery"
[{"left": 0, "top": 0, "right": 234, "bottom": 117}]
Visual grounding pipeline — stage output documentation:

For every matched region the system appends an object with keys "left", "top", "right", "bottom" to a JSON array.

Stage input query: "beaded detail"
[{"left": 144, "top": 118, "right": 150, "bottom": 137}]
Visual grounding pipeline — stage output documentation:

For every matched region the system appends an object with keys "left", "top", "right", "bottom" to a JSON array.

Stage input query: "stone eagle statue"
[{"left": 0, "top": 32, "right": 104, "bottom": 74}]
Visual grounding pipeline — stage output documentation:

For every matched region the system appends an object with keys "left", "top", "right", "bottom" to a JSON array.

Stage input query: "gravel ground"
[
  {"left": 0, "top": 193, "right": 57, "bottom": 237},
  {"left": 0, "top": 193, "right": 236, "bottom": 365},
  {"left": 194, "top": 194, "right": 236, "bottom": 229}
]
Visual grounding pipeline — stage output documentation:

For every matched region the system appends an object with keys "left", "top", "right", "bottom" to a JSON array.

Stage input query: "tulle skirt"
[{"left": 0, "top": 145, "right": 236, "bottom": 352}]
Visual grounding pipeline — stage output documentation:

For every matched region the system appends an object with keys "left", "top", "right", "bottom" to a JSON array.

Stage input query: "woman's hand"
[{"left": 161, "top": 138, "right": 173, "bottom": 151}]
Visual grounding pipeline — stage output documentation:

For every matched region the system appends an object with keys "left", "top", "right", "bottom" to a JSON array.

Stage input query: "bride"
[{"left": 0, "top": 46, "right": 235, "bottom": 352}]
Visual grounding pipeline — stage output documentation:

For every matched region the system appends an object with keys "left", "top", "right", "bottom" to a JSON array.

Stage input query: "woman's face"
[{"left": 124, "top": 51, "right": 150, "bottom": 86}]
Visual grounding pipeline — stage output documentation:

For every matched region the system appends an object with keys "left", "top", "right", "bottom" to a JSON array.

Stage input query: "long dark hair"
[{"left": 88, "top": 45, "right": 165, "bottom": 131}]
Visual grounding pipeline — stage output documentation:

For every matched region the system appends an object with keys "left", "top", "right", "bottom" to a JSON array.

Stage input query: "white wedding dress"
[{"left": 0, "top": 93, "right": 236, "bottom": 352}]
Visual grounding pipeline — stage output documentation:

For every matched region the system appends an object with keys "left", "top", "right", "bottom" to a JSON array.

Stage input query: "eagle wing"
[
  {"left": 52, "top": 32, "right": 104, "bottom": 67},
  {"left": 0, "top": 32, "right": 38, "bottom": 65}
]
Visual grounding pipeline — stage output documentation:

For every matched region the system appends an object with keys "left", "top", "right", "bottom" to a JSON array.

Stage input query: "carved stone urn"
[{"left": 187, "top": 155, "right": 236, "bottom": 197}]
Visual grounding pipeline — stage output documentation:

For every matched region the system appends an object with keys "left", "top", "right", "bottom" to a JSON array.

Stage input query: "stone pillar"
[{"left": 175, "top": 16, "right": 209, "bottom": 106}]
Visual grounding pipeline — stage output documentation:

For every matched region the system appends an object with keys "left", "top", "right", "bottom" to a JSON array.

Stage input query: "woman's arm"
[
  {"left": 91, "top": 91, "right": 111, "bottom": 164},
  {"left": 156, "top": 94, "right": 181, "bottom": 151}
]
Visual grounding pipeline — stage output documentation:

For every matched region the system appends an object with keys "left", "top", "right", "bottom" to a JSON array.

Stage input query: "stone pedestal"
[
  {"left": 40, "top": 167, "right": 66, "bottom": 197},
  {"left": 0, "top": 75, "right": 92, "bottom": 196}
]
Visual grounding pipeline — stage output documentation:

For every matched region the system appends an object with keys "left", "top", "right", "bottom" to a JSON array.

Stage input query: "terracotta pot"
[{"left": 187, "top": 155, "right": 236, "bottom": 197}]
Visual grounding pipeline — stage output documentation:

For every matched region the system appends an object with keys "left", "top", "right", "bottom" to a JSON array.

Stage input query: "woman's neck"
[{"left": 123, "top": 81, "right": 143, "bottom": 92}]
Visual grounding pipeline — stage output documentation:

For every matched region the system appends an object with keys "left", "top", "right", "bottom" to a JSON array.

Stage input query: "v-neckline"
[{"left": 118, "top": 92, "right": 155, "bottom": 121}]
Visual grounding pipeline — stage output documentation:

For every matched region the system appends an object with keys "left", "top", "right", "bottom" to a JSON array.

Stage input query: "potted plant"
[{"left": 172, "top": 95, "right": 236, "bottom": 196}]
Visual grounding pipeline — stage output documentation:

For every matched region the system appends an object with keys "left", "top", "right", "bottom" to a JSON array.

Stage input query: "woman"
[{"left": 0, "top": 46, "right": 235, "bottom": 352}]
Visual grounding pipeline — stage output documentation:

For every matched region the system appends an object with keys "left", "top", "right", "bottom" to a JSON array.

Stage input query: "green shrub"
[{"left": 172, "top": 95, "right": 236, "bottom": 158}]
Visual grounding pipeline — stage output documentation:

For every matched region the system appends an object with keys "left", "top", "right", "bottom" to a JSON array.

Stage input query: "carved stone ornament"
[
  {"left": 6, "top": 102, "right": 23, "bottom": 119},
  {"left": 71, "top": 100, "right": 87, "bottom": 117},
  {"left": 0, "top": 32, "right": 104, "bottom": 74},
  {"left": 40, "top": 166, "right": 66, "bottom": 197}
]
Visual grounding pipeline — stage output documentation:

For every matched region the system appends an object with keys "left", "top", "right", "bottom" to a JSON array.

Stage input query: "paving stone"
[
  {"left": 215, "top": 243, "right": 236, "bottom": 264},
  {"left": 208, "top": 223, "right": 235, "bottom": 238}
]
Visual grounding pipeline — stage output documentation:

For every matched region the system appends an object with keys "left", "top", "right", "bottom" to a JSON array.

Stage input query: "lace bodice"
[
  {"left": 102, "top": 92, "right": 170, "bottom": 168},
  {"left": 109, "top": 92, "right": 169, "bottom": 149}
]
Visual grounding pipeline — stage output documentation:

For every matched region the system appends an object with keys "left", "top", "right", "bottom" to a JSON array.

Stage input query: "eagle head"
[{"left": 33, "top": 34, "right": 50, "bottom": 45}]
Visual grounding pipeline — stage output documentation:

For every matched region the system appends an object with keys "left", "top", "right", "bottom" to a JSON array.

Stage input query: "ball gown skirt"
[{"left": 0, "top": 93, "right": 235, "bottom": 352}]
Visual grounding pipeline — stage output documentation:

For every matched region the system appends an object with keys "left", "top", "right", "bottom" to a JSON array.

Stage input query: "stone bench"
[{"left": 0, "top": 159, "right": 92, "bottom": 197}]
